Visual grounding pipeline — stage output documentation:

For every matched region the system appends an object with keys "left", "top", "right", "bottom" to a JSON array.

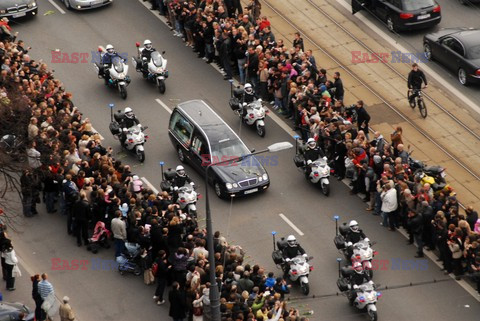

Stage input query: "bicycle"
[{"left": 407, "top": 88, "right": 427, "bottom": 118}]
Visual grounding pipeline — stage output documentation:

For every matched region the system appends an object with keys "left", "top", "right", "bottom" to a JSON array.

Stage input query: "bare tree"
[{"left": 0, "top": 88, "right": 31, "bottom": 226}]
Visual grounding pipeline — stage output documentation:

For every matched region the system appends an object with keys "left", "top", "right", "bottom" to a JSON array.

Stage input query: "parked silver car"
[
  {"left": 0, "top": 0, "right": 37, "bottom": 19},
  {"left": 62, "top": 0, "right": 113, "bottom": 10}
]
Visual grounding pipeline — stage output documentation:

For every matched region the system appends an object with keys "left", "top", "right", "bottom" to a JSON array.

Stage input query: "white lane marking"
[
  {"left": 141, "top": 176, "right": 159, "bottom": 194},
  {"left": 90, "top": 126, "right": 104, "bottom": 140},
  {"left": 156, "top": 98, "right": 172, "bottom": 114},
  {"left": 335, "top": 0, "right": 480, "bottom": 115},
  {"left": 279, "top": 213, "right": 305, "bottom": 236},
  {"left": 48, "top": 0, "right": 66, "bottom": 14}
]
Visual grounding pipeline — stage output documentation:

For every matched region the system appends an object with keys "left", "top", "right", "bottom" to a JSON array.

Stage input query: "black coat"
[
  {"left": 407, "top": 213, "right": 423, "bottom": 235},
  {"left": 72, "top": 199, "right": 91, "bottom": 222},
  {"left": 169, "top": 288, "right": 187, "bottom": 319},
  {"left": 356, "top": 107, "right": 370, "bottom": 127}
]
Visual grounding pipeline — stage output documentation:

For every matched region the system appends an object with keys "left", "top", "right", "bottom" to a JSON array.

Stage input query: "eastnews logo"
[
  {"left": 353, "top": 258, "right": 429, "bottom": 271},
  {"left": 51, "top": 51, "right": 128, "bottom": 64},
  {"left": 51, "top": 258, "right": 121, "bottom": 271},
  {"left": 351, "top": 51, "right": 429, "bottom": 64}
]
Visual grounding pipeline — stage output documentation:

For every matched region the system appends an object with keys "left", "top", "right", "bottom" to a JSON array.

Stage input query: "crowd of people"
[
  {"left": 0, "top": 11, "right": 312, "bottom": 321},
  {"left": 146, "top": 0, "right": 480, "bottom": 295},
  {"left": 1, "top": 0, "right": 480, "bottom": 320}
]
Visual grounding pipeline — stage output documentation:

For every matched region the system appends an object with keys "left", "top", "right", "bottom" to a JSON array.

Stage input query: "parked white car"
[{"left": 62, "top": 0, "right": 113, "bottom": 10}]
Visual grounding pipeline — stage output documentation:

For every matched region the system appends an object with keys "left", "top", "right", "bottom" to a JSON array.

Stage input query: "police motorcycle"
[
  {"left": 159, "top": 162, "right": 199, "bottom": 218},
  {"left": 108, "top": 106, "right": 148, "bottom": 162},
  {"left": 293, "top": 137, "right": 331, "bottom": 196},
  {"left": 271, "top": 232, "right": 313, "bottom": 295},
  {"left": 336, "top": 261, "right": 381, "bottom": 321},
  {"left": 228, "top": 81, "right": 267, "bottom": 137},
  {"left": 334, "top": 217, "right": 376, "bottom": 278},
  {"left": 93, "top": 45, "right": 131, "bottom": 99},
  {"left": 132, "top": 40, "right": 169, "bottom": 94}
]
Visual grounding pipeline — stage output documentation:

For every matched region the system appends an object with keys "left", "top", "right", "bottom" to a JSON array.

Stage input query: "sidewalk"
[{"left": 259, "top": 0, "right": 480, "bottom": 209}]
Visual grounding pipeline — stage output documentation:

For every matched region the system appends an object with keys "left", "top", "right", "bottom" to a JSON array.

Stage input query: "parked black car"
[
  {"left": 168, "top": 100, "right": 270, "bottom": 199},
  {"left": 423, "top": 28, "right": 480, "bottom": 85},
  {"left": 458, "top": 0, "right": 480, "bottom": 4},
  {"left": 352, "top": 0, "right": 441, "bottom": 32},
  {"left": 0, "top": 0, "right": 38, "bottom": 19}
]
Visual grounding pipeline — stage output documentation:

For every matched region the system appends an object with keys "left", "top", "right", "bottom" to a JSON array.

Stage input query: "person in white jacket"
[
  {"left": 381, "top": 183, "right": 398, "bottom": 231},
  {"left": 3, "top": 240, "right": 18, "bottom": 290}
]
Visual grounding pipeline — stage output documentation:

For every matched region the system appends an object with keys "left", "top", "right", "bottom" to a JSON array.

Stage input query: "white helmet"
[
  {"left": 106, "top": 44, "right": 114, "bottom": 54},
  {"left": 286, "top": 235, "right": 297, "bottom": 247},
  {"left": 307, "top": 138, "right": 316, "bottom": 149},
  {"left": 349, "top": 220, "right": 359, "bottom": 232},
  {"left": 244, "top": 83, "right": 253, "bottom": 95},
  {"left": 144, "top": 39, "right": 152, "bottom": 50},
  {"left": 353, "top": 261, "right": 363, "bottom": 274},
  {"left": 124, "top": 107, "right": 134, "bottom": 119},
  {"left": 176, "top": 165, "right": 185, "bottom": 177}
]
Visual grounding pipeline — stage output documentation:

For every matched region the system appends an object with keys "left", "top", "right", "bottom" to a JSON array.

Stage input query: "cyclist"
[{"left": 407, "top": 63, "right": 427, "bottom": 107}]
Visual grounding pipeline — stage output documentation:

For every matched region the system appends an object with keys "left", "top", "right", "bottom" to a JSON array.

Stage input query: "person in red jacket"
[{"left": 350, "top": 148, "right": 367, "bottom": 195}]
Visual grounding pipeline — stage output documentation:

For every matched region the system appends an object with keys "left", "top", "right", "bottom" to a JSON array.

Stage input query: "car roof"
[
  {"left": 176, "top": 100, "right": 239, "bottom": 144},
  {"left": 452, "top": 29, "right": 480, "bottom": 47}
]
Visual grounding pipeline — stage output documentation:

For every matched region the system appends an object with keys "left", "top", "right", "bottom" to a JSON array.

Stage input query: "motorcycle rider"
[
  {"left": 407, "top": 63, "right": 428, "bottom": 107},
  {"left": 101, "top": 44, "right": 124, "bottom": 85},
  {"left": 347, "top": 262, "right": 373, "bottom": 305},
  {"left": 345, "top": 220, "right": 370, "bottom": 260},
  {"left": 119, "top": 107, "right": 141, "bottom": 145},
  {"left": 345, "top": 220, "right": 369, "bottom": 246},
  {"left": 241, "top": 83, "right": 258, "bottom": 117},
  {"left": 172, "top": 165, "right": 193, "bottom": 188},
  {"left": 302, "top": 138, "right": 326, "bottom": 177},
  {"left": 140, "top": 39, "right": 156, "bottom": 72},
  {"left": 281, "top": 235, "right": 307, "bottom": 277}
]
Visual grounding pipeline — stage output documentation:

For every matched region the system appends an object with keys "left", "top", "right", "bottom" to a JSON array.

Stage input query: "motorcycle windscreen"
[
  {"left": 112, "top": 58, "right": 124, "bottom": 73},
  {"left": 151, "top": 51, "right": 163, "bottom": 67}
]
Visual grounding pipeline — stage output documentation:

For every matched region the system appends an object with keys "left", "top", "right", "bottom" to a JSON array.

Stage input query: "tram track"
[{"left": 262, "top": 0, "right": 480, "bottom": 183}]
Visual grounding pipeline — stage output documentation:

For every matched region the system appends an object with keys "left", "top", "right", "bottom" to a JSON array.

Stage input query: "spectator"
[
  {"left": 169, "top": 281, "right": 186, "bottom": 321},
  {"left": 2, "top": 240, "right": 17, "bottom": 290},
  {"left": 111, "top": 210, "right": 127, "bottom": 257},
  {"left": 59, "top": 296, "right": 76, "bottom": 321}
]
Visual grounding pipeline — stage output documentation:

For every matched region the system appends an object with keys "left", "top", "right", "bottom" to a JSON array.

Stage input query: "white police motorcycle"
[
  {"left": 271, "top": 234, "right": 313, "bottom": 295},
  {"left": 228, "top": 82, "right": 266, "bottom": 137},
  {"left": 109, "top": 108, "right": 148, "bottom": 162},
  {"left": 337, "top": 265, "right": 381, "bottom": 321},
  {"left": 175, "top": 183, "right": 198, "bottom": 218},
  {"left": 94, "top": 46, "right": 130, "bottom": 99},
  {"left": 132, "top": 42, "right": 168, "bottom": 94},
  {"left": 293, "top": 137, "right": 331, "bottom": 196}
]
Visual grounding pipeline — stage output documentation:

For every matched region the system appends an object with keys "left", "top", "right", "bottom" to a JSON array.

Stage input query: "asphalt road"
[
  {"left": 331, "top": 0, "right": 480, "bottom": 109},
  {"left": 4, "top": 1, "right": 480, "bottom": 320}
]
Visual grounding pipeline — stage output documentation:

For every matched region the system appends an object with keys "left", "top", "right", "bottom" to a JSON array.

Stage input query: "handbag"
[
  {"left": 144, "top": 269, "right": 155, "bottom": 285},
  {"left": 12, "top": 264, "right": 22, "bottom": 278},
  {"left": 193, "top": 306, "right": 203, "bottom": 316}
]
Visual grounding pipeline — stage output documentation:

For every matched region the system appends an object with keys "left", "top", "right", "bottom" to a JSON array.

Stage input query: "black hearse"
[{"left": 168, "top": 100, "right": 270, "bottom": 198}]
